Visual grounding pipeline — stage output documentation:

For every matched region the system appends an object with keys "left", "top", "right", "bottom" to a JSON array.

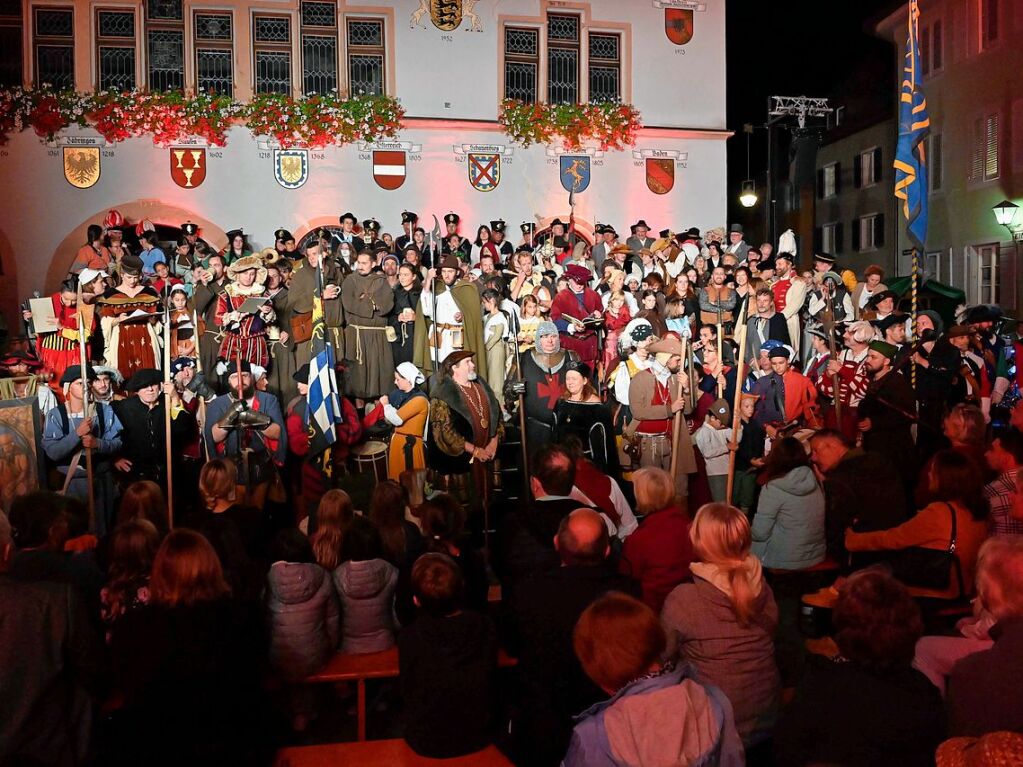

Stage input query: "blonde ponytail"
[{"left": 691, "top": 503, "right": 757, "bottom": 626}]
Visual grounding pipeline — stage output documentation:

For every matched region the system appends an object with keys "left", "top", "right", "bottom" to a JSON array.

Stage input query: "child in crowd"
[
  {"left": 399, "top": 553, "right": 497, "bottom": 759},
  {"left": 733, "top": 393, "right": 766, "bottom": 515},
  {"left": 265, "top": 528, "right": 340, "bottom": 732},
  {"left": 694, "top": 398, "right": 741, "bottom": 502},
  {"left": 331, "top": 516, "right": 398, "bottom": 654}
]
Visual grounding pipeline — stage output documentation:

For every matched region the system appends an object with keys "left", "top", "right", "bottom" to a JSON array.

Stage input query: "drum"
[{"left": 351, "top": 440, "right": 388, "bottom": 484}]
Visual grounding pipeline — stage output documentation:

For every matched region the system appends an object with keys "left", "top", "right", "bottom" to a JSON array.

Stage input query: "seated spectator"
[
  {"left": 266, "top": 528, "right": 340, "bottom": 732},
  {"left": 332, "top": 516, "right": 398, "bottom": 653},
  {"left": 308, "top": 489, "right": 354, "bottom": 571},
  {"left": 846, "top": 450, "right": 990, "bottom": 600},
  {"left": 504, "top": 509, "right": 639, "bottom": 766},
  {"left": 774, "top": 569, "right": 946, "bottom": 766},
  {"left": 193, "top": 459, "right": 265, "bottom": 602},
  {"left": 983, "top": 429, "right": 1023, "bottom": 537},
  {"left": 947, "top": 537, "right": 1023, "bottom": 735},
  {"left": 564, "top": 592, "right": 743, "bottom": 766},
  {"left": 751, "top": 437, "right": 826, "bottom": 570},
  {"left": 498, "top": 444, "right": 587, "bottom": 585},
  {"left": 662, "top": 503, "right": 781, "bottom": 747},
  {"left": 399, "top": 553, "right": 497, "bottom": 759},
  {"left": 6, "top": 491, "right": 103, "bottom": 618},
  {"left": 369, "top": 479, "right": 425, "bottom": 569},
  {"left": 0, "top": 510, "right": 103, "bottom": 767},
  {"left": 100, "top": 519, "right": 160, "bottom": 643},
  {"left": 942, "top": 403, "right": 990, "bottom": 482},
  {"left": 116, "top": 480, "right": 169, "bottom": 533},
  {"left": 106, "top": 529, "right": 269, "bottom": 766},
  {"left": 619, "top": 467, "right": 694, "bottom": 611},
  {"left": 808, "top": 429, "right": 909, "bottom": 561},
  {"left": 420, "top": 494, "right": 489, "bottom": 613}
]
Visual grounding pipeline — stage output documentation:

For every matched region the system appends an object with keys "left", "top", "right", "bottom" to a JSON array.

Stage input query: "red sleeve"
[
  {"left": 215, "top": 294, "right": 230, "bottom": 327},
  {"left": 286, "top": 411, "right": 309, "bottom": 456}
]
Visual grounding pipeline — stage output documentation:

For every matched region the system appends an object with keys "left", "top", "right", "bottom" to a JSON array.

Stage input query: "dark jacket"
[
  {"left": 823, "top": 448, "right": 909, "bottom": 561},
  {"left": 503, "top": 563, "right": 639, "bottom": 766},
  {"left": 947, "top": 616, "right": 1023, "bottom": 736},
  {"left": 427, "top": 375, "right": 502, "bottom": 476},
  {"left": 113, "top": 395, "right": 196, "bottom": 485},
  {"left": 399, "top": 610, "right": 497, "bottom": 758},
  {"left": 0, "top": 576, "right": 103, "bottom": 767},
  {"left": 774, "top": 654, "right": 945, "bottom": 767},
  {"left": 495, "top": 497, "right": 582, "bottom": 587},
  {"left": 106, "top": 598, "right": 270, "bottom": 766}
]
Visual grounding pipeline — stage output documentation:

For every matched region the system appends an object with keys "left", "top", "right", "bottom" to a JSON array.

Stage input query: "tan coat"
[{"left": 628, "top": 369, "right": 697, "bottom": 475}]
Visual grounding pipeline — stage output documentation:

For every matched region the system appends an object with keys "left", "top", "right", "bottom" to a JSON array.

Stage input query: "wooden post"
[
  {"left": 911, "top": 247, "right": 919, "bottom": 389},
  {"left": 726, "top": 299, "right": 750, "bottom": 505},
  {"left": 669, "top": 340, "right": 687, "bottom": 481},
  {"left": 716, "top": 322, "right": 724, "bottom": 398},
  {"left": 164, "top": 296, "right": 174, "bottom": 528},
  {"left": 76, "top": 286, "right": 96, "bottom": 532}
]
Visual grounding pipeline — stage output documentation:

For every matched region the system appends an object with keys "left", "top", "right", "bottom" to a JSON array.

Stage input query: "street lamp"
[
  {"left": 739, "top": 180, "right": 758, "bottom": 208},
  {"left": 739, "top": 123, "right": 758, "bottom": 208},
  {"left": 993, "top": 200, "right": 1023, "bottom": 317},
  {"left": 993, "top": 200, "right": 1020, "bottom": 228}
]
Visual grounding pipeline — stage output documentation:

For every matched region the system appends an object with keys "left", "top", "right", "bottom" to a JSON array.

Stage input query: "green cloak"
[{"left": 413, "top": 279, "right": 487, "bottom": 384}]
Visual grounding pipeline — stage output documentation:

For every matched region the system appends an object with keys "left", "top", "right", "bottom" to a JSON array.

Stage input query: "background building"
[
  {"left": 877, "top": 0, "right": 1023, "bottom": 313},
  {"left": 813, "top": 118, "right": 897, "bottom": 278},
  {"left": 0, "top": 0, "right": 730, "bottom": 334}
]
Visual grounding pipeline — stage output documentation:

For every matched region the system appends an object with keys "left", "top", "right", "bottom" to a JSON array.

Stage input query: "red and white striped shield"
[{"left": 372, "top": 150, "right": 406, "bottom": 190}]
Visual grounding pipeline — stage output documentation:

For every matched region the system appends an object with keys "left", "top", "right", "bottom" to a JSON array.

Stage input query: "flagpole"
[
  {"left": 911, "top": 247, "right": 918, "bottom": 389},
  {"left": 76, "top": 284, "right": 96, "bottom": 532},
  {"left": 726, "top": 300, "right": 750, "bottom": 504},
  {"left": 192, "top": 308, "right": 209, "bottom": 461},
  {"left": 163, "top": 289, "right": 174, "bottom": 529}
]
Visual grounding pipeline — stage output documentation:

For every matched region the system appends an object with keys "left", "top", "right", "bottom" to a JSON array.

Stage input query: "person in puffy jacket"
[
  {"left": 333, "top": 516, "right": 398, "bottom": 654},
  {"left": 265, "top": 529, "right": 340, "bottom": 731},
  {"left": 750, "top": 438, "right": 825, "bottom": 570}
]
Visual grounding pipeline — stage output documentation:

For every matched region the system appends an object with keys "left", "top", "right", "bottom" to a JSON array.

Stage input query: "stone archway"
[{"left": 44, "top": 201, "right": 227, "bottom": 293}]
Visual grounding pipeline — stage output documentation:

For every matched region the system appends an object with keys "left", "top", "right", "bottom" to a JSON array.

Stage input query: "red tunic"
[
  {"left": 215, "top": 292, "right": 270, "bottom": 367},
  {"left": 551, "top": 287, "right": 603, "bottom": 366},
  {"left": 38, "top": 294, "right": 92, "bottom": 384},
  {"left": 771, "top": 278, "right": 791, "bottom": 314}
]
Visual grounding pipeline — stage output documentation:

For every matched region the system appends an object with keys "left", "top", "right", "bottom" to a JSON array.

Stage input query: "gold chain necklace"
[{"left": 457, "top": 381, "right": 488, "bottom": 430}]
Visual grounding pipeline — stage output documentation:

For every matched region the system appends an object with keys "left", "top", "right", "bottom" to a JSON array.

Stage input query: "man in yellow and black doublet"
[
  {"left": 341, "top": 249, "right": 395, "bottom": 398},
  {"left": 428, "top": 350, "right": 503, "bottom": 505}
]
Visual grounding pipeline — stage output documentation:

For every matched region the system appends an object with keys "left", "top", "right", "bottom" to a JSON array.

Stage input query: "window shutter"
[
  {"left": 852, "top": 219, "right": 861, "bottom": 251},
  {"left": 985, "top": 113, "right": 999, "bottom": 180},
  {"left": 874, "top": 214, "right": 885, "bottom": 248},
  {"left": 873, "top": 147, "right": 882, "bottom": 182},
  {"left": 817, "top": 168, "right": 824, "bottom": 199},
  {"left": 814, "top": 227, "right": 822, "bottom": 252},
  {"left": 853, "top": 157, "right": 862, "bottom": 188},
  {"left": 835, "top": 222, "right": 844, "bottom": 253}
]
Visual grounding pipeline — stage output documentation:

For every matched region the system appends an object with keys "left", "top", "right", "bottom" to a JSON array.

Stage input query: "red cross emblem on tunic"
[{"left": 536, "top": 374, "right": 564, "bottom": 409}]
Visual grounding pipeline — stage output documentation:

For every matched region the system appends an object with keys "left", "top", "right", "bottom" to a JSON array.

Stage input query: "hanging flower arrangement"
[
  {"left": 240, "top": 91, "right": 405, "bottom": 149},
  {"left": 499, "top": 99, "right": 641, "bottom": 151},
  {"left": 87, "top": 90, "right": 241, "bottom": 146},
  {"left": 0, "top": 87, "right": 405, "bottom": 148}
]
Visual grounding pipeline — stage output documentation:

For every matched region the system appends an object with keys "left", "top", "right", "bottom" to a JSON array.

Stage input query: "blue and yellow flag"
[
  {"left": 306, "top": 261, "right": 342, "bottom": 474},
  {"left": 893, "top": 0, "right": 930, "bottom": 249}
]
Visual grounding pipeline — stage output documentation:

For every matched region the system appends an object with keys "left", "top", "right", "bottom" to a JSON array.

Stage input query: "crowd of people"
[{"left": 3, "top": 208, "right": 1023, "bottom": 766}]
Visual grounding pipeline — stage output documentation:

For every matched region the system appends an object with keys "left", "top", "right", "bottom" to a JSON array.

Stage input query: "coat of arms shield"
[
  {"left": 560, "top": 155, "right": 590, "bottom": 193},
  {"left": 665, "top": 8, "right": 695, "bottom": 46},
  {"left": 274, "top": 149, "right": 309, "bottom": 189},
  {"left": 468, "top": 152, "right": 500, "bottom": 192},
  {"left": 646, "top": 158, "right": 675, "bottom": 195},
  {"left": 170, "top": 148, "right": 206, "bottom": 189},
  {"left": 63, "top": 147, "right": 100, "bottom": 189}
]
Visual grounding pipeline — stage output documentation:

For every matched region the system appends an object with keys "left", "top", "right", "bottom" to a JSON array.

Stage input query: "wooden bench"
[
  {"left": 275, "top": 740, "right": 513, "bottom": 766},
  {"left": 305, "top": 647, "right": 518, "bottom": 741}
]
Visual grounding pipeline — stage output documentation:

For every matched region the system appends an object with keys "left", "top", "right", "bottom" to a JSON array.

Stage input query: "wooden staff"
[
  {"left": 192, "top": 309, "right": 209, "bottom": 460},
  {"left": 824, "top": 285, "right": 842, "bottom": 425},
  {"left": 726, "top": 299, "right": 751, "bottom": 505},
  {"left": 669, "top": 349, "right": 686, "bottom": 481},
  {"left": 76, "top": 285, "right": 96, "bottom": 532},
  {"left": 163, "top": 294, "right": 174, "bottom": 528},
  {"left": 716, "top": 322, "right": 724, "bottom": 398}
]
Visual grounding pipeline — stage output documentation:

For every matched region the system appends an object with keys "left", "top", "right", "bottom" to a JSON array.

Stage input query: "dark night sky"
[{"left": 723, "top": 0, "right": 900, "bottom": 229}]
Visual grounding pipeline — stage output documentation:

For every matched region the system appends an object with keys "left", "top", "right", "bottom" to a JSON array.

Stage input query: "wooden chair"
[
  {"left": 274, "top": 740, "right": 513, "bottom": 766},
  {"left": 305, "top": 647, "right": 517, "bottom": 740}
]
